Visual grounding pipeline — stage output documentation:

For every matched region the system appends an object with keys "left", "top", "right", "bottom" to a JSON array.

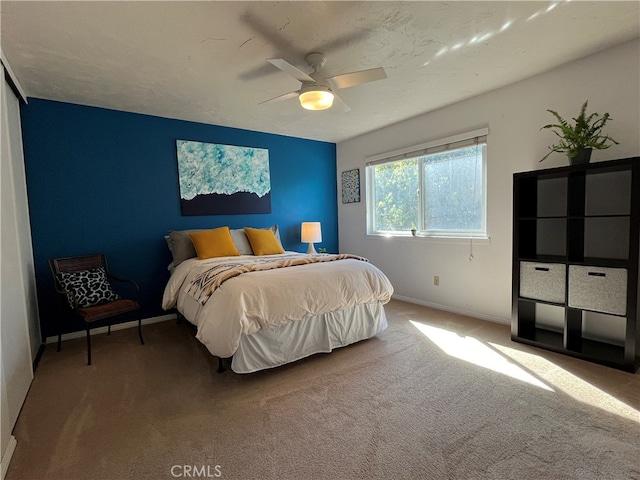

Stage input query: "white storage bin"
[
  {"left": 568, "top": 266, "right": 627, "bottom": 316},
  {"left": 520, "top": 262, "right": 566, "bottom": 304}
]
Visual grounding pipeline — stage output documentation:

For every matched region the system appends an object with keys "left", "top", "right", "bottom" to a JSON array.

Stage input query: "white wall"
[
  {"left": 337, "top": 39, "right": 640, "bottom": 324},
  {"left": 1, "top": 63, "right": 41, "bottom": 479}
]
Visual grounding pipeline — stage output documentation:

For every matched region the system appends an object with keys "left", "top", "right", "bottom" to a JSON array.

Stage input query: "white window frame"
[{"left": 365, "top": 128, "right": 488, "bottom": 239}]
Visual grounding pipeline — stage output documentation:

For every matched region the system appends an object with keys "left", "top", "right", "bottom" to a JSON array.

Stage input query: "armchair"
[{"left": 49, "top": 254, "right": 144, "bottom": 365}]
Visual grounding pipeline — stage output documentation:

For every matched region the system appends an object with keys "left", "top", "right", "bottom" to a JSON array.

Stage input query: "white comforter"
[{"left": 162, "top": 252, "right": 393, "bottom": 358}]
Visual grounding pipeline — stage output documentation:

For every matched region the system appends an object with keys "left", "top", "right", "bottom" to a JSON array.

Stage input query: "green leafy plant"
[{"left": 540, "top": 100, "right": 618, "bottom": 162}]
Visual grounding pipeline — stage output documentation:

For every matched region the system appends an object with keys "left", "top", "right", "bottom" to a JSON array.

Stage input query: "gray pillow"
[
  {"left": 168, "top": 230, "right": 202, "bottom": 266},
  {"left": 230, "top": 229, "right": 253, "bottom": 255}
]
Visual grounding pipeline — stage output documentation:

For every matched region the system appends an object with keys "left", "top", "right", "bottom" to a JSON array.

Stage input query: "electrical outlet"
[{"left": 433, "top": 275, "right": 439, "bottom": 286}]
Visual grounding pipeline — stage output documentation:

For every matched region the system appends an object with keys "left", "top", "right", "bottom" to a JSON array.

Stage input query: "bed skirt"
[{"left": 231, "top": 302, "right": 388, "bottom": 374}]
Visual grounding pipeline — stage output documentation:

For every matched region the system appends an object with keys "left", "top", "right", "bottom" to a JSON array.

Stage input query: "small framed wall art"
[{"left": 341, "top": 168, "right": 360, "bottom": 204}]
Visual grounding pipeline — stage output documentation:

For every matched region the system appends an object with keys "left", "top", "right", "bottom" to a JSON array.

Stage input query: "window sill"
[{"left": 366, "top": 233, "right": 491, "bottom": 245}]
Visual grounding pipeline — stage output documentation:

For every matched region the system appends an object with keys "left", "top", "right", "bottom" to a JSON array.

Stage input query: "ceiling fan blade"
[
  {"left": 259, "top": 90, "right": 300, "bottom": 105},
  {"left": 267, "top": 59, "right": 314, "bottom": 83},
  {"left": 328, "top": 67, "right": 387, "bottom": 90}
]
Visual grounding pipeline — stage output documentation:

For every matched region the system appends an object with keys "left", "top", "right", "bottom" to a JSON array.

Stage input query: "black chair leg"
[
  {"left": 86, "top": 325, "right": 92, "bottom": 366},
  {"left": 138, "top": 314, "right": 144, "bottom": 345},
  {"left": 57, "top": 302, "right": 63, "bottom": 352},
  {"left": 107, "top": 322, "right": 111, "bottom": 336}
]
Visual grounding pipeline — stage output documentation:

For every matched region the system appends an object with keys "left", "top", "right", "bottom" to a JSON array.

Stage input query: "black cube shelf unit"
[{"left": 512, "top": 156, "right": 640, "bottom": 372}]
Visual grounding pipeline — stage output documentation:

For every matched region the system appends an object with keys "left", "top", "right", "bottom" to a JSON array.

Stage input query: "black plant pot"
[{"left": 569, "top": 148, "right": 593, "bottom": 165}]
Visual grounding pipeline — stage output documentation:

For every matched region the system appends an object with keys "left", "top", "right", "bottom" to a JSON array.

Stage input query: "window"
[{"left": 366, "top": 129, "right": 487, "bottom": 238}]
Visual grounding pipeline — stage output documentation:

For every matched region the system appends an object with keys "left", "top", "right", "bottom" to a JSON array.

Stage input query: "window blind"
[{"left": 366, "top": 128, "right": 488, "bottom": 167}]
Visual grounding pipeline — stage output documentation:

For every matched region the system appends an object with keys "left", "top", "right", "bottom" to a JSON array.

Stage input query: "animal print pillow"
[{"left": 56, "top": 267, "right": 120, "bottom": 308}]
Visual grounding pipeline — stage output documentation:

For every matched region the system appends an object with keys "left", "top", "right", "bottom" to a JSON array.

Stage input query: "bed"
[{"left": 161, "top": 226, "right": 394, "bottom": 373}]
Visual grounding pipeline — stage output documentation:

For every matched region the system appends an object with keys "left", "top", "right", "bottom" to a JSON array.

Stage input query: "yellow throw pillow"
[
  {"left": 189, "top": 227, "right": 240, "bottom": 259},
  {"left": 244, "top": 227, "right": 285, "bottom": 255}
]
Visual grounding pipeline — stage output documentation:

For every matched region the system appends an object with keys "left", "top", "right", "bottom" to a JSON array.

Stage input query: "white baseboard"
[
  {"left": 45, "top": 313, "right": 177, "bottom": 345},
  {"left": 1, "top": 435, "right": 17, "bottom": 480},
  {"left": 391, "top": 294, "right": 510, "bottom": 326}
]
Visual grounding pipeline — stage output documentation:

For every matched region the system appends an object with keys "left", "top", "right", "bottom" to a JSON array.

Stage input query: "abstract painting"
[
  {"left": 176, "top": 140, "right": 271, "bottom": 215},
  {"left": 341, "top": 168, "right": 360, "bottom": 204}
]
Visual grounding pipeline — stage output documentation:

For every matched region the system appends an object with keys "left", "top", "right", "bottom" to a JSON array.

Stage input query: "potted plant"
[
  {"left": 540, "top": 100, "right": 618, "bottom": 164},
  {"left": 410, "top": 224, "right": 417, "bottom": 236}
]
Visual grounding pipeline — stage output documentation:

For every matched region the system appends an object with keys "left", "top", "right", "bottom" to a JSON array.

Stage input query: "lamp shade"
[
  {"left": 299, "top": 89, "right": 334, "bottom": 111},
  {"left": 301, "top": 222, "right": 322, "bottom": 243}
]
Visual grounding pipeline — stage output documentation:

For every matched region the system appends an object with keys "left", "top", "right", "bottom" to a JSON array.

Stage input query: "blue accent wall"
[{"left": 20, "top": 99, "right": 337, "bottom": 338}]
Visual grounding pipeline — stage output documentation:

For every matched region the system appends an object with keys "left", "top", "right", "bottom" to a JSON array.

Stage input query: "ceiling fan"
[{"left": 260, "top": 52, "right": 387, "bottom": 111}]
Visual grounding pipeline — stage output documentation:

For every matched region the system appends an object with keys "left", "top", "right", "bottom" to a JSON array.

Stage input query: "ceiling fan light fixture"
[{"left": 299, "top": 88, "right": 334, "bottom": 110}]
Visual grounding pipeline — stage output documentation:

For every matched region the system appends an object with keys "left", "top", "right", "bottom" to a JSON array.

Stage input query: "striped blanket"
[{"left": 186, "top": 254, "right": 369, "bottom": 305}]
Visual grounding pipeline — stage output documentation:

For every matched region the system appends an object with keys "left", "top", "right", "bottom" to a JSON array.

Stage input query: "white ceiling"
[{"left": 2, "top": 1, "right": 639, "bottom": 143}]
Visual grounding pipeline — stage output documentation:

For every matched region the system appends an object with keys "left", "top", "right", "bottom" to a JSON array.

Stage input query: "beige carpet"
[{"left": 6, "top": 299, "right": 640, "bottom": 480}]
